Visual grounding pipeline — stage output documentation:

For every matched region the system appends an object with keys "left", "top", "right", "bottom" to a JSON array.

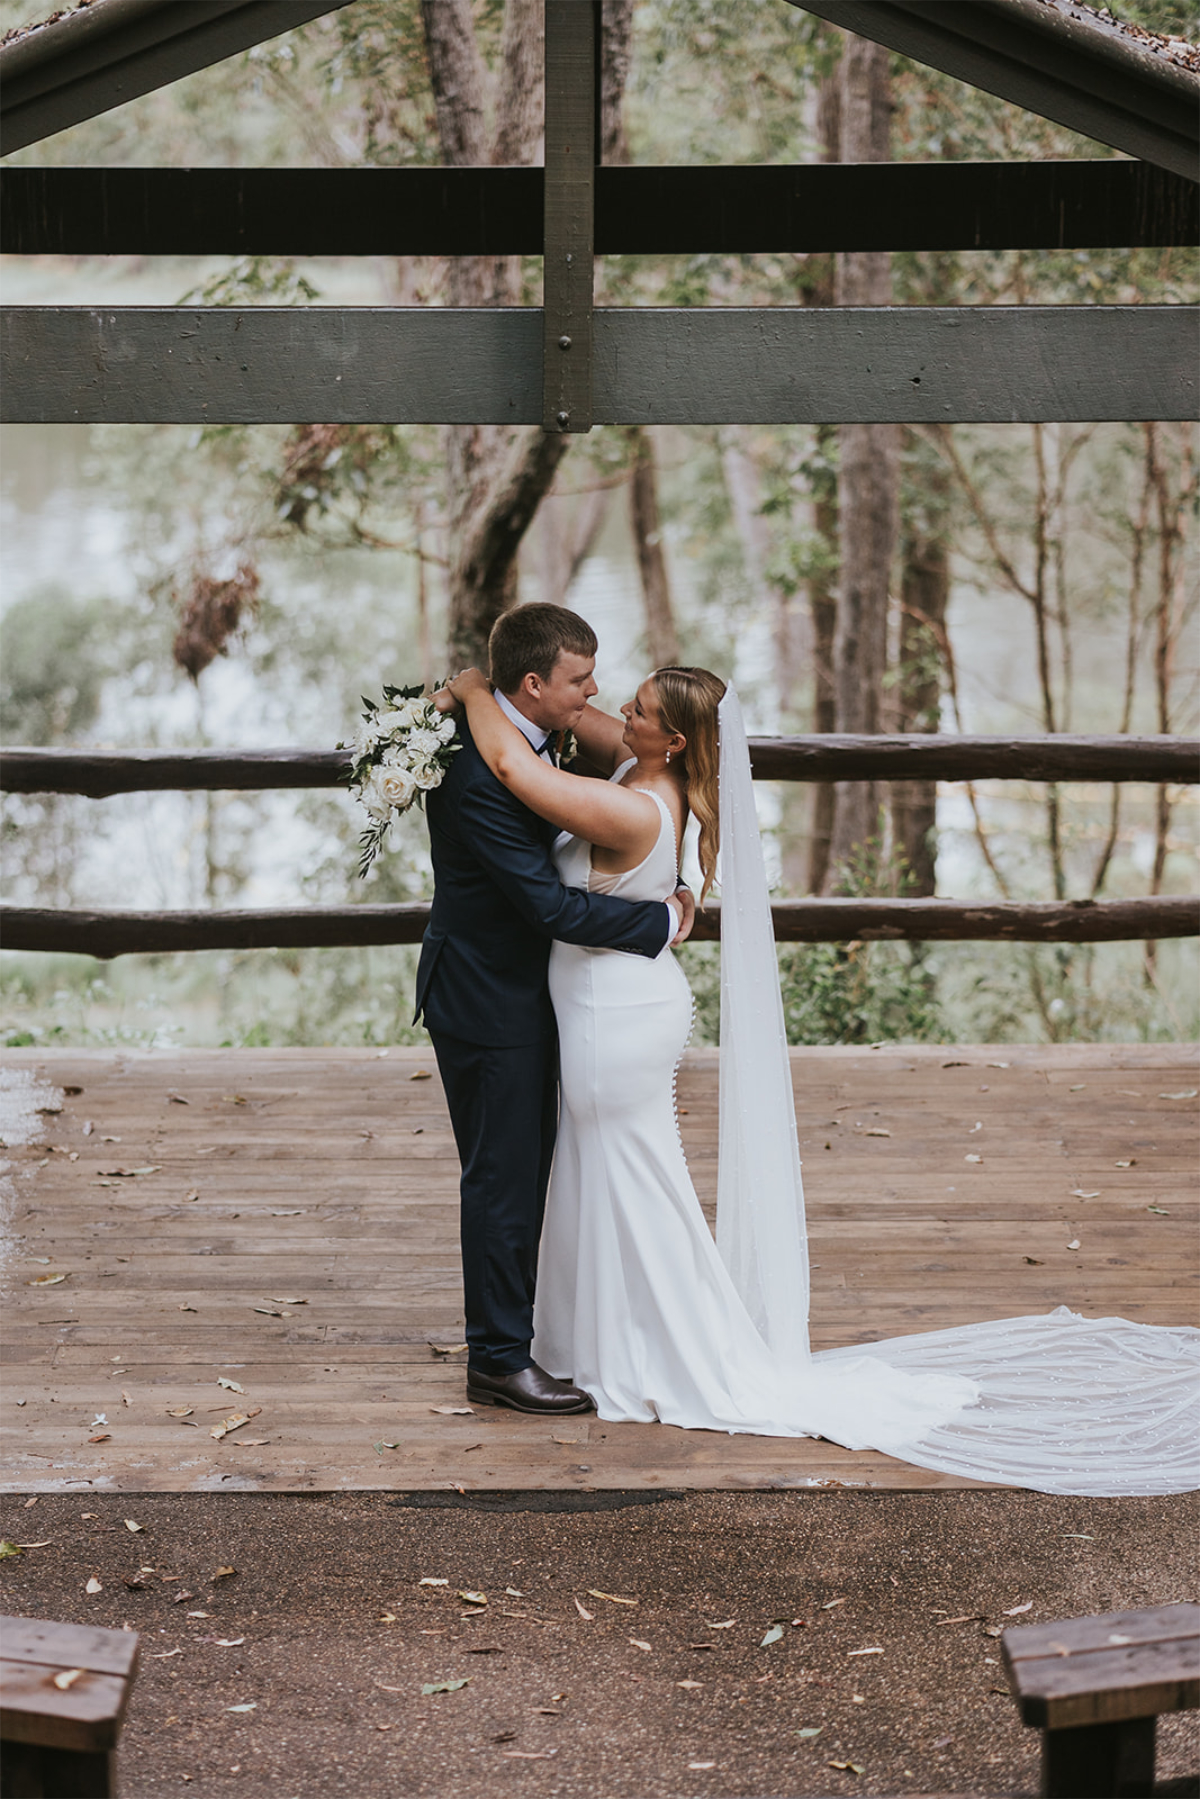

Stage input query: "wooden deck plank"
[{"left": 2, "top": 1045, "right": 1195, "bottom": 1494}]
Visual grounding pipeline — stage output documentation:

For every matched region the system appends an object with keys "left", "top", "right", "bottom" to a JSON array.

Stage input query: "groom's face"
[{"left": 522, "top": 650, "right": 599, "bottom": 733}]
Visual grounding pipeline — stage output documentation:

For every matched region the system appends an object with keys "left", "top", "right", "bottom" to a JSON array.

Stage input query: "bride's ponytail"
[{"left": 651, "top": 667, "right": 726, "bottom": 904}]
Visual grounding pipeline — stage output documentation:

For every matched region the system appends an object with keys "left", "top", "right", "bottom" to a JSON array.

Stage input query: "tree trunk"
[
  {"left": 627, "top": 427, "right": 681, "bottom": 667},
  {"left": 826, "top": 34, "right": 897, "bottom": 888},
  {"left": 892, "top": 449, "right": 950, "bottom": 895},
  {"left": 421, "top": 0, "right": 573, "bottom": 667}
]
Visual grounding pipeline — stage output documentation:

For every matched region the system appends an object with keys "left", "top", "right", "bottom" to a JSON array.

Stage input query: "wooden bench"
[
  {"left": 1, "top": 1615, "right": 139, "bottom": 1799},
  {"left": 1002, "top": 1602, "right": 1200, "bottom": 1799}
]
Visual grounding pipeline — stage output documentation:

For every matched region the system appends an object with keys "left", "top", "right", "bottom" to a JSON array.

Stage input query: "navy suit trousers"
[{"left": 429, "top": 1027, "right": 559, "bottom": 1374}]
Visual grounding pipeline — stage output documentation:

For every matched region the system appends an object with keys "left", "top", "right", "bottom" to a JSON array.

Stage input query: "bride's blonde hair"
[{"left": 651, "top": 667, "right": 727, "bottom": 903}]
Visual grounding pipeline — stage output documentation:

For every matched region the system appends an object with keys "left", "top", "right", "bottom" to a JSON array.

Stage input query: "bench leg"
[
  {"left": 0, "top": 1740, "right": 115, "bottom": 1799},
  {"left": 1041, "top": 1714, "right": 1156, "bottom": 1799}
]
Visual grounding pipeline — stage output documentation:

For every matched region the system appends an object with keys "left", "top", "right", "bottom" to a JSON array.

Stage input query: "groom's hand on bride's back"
[{"left": 668, "top": 885, "right": 695, "bottom": 946}]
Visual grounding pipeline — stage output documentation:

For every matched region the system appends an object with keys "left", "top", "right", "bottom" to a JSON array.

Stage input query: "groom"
[{"left": 417, "top": 604, "right": 692, "bottom": 1414}]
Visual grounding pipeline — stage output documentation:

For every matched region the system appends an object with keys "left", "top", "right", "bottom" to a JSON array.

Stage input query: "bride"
[{"left": 442, "top": 663, "right": 1199, "bottom": 1497}]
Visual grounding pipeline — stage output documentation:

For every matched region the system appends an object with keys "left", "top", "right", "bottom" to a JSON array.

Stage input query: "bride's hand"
[{"left": 448, "top": 667, "right": 490, "bottom": 702}]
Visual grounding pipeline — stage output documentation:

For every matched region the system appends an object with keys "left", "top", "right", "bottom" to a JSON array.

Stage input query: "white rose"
[
  {"left": 364, "top": 764, "right": 416, "bottom": 815},
  {"left": 405, "top": 726, "right": 441, "bottom": 757},
  {"left": 411, "top": 761, "right": 442, "bottom": 790},
  {"left": 436, "top": 714, "right": 458, "bottom": 743}
]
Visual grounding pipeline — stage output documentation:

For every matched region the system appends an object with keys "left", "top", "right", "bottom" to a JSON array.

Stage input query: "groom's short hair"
[{"left": 489, "top": 604, "right": 598, "bottom": 696}]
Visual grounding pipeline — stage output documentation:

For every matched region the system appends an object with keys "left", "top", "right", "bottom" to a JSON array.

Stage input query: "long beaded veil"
[{"left": 713, "top": 686, "right": 1199, "bottom": 1496}]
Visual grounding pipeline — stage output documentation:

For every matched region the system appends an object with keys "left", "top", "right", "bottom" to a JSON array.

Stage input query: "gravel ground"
[{"left": 1, "top": 1488, "right": 1196, "bottom": 1799}]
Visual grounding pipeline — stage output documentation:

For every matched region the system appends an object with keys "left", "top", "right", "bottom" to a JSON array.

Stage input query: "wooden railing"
[{"left": 2, "top": 736, "right": 1197, "bottom": 959}]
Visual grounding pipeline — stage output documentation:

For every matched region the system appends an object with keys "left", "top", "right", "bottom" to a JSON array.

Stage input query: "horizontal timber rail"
[
  {"left": 3, "top": 737, "right": 1196, "bottom": 798},
  {"left": 3, "top": 898, "right": 1196, "bottom": 959},
  {"left": 3, "top": 162, "right": 1195, "bottom": 257}
]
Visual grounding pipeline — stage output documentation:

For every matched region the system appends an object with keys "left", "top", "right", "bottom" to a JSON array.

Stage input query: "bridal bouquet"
[{"left": 341, "top": 683, "right": 459, "bottom": 876}]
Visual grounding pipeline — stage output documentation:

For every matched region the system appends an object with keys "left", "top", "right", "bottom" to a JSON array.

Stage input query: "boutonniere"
[{"left": 555, "top": 728, "right": 578, "bottom": 765}]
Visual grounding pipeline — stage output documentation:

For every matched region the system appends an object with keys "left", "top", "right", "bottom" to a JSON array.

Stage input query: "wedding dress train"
[{"left": 532, "top": 699, "right": 1199, "bottom": 1497}]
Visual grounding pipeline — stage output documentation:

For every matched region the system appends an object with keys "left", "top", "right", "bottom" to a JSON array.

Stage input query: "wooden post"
[{"left": 542, "top": 0, "right": 596, "bottom": 433}]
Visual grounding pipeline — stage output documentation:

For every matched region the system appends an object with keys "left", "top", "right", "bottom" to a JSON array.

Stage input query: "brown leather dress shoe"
[{"left": 466, "top": 1362, "right": 594, "bottom": 1415}]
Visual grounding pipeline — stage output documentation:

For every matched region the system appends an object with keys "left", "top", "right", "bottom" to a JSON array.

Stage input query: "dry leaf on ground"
[
  {"left": 629, "top": 1638, "right": 652, "bottom": 1652},
  {"left": 85, "top": 1577, "right": 102, "bottom": 1594},
  {"left": 421, "top": 1679, "right": 468, "bottom": 1695},
  {"left": 419, "top": 1578, "right": 448, "bottom": 1587},
  {"left": 760, "top": 1625, "right": 784, "bottom": 1646},
  {"left": 574, "top": 1597, "right": 594, "bottom": 1620},
  {"left": 123, "top": 1520, "right": 145, "bottom": 1533},
  {"left": 587, "top": 1590, "right": 637, "bottom": 1605}
]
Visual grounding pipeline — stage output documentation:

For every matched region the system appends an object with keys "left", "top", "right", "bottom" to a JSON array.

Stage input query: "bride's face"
[{"left": 621, "top": 679, "right": 679, "bottom": 762}]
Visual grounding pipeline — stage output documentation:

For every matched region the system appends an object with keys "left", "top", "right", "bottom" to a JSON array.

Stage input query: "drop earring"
[{"left": 665, "top": 750, "right": 671, "bottom": 764}]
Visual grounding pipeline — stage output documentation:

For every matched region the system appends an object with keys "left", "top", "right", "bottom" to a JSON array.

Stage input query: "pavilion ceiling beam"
[
  {"left": 2, "top": 305, "right": 1194, "bottom": 425},
  {"left": 795, "top": 1, "right": 1199, "bottom": 181},
  {"left": 3, "top": 161, "right": 1196, "bottom": 256},
  {"left": 0, "top": 0, "right": 354, "bottom": 157},
  {"left": 541, "top": 0, "right": 597, "bottom": 434}
]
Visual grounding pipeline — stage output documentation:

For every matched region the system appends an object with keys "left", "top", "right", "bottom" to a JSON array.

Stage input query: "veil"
[{"left": 713, "top": 686, "right": 1200, "bottom": 1496}]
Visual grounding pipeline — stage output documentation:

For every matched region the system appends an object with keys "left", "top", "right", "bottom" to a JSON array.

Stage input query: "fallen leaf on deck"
[
  {"left": 124, "top": 1519, "right": 145, "bottom": 1533},
  {"left": 88, "top": 1435, "right": 110, "bottom": 1444},
  {"left": 53, "top": 1669, "right": 85, "bottom": 1689},
  {"left": 1148, "top": 1205, "right": 1170, "bottom": 1215},
  {"left": 1160, "top": 1090, "right": 1197, "bottom": 1100},
  {"left": 121, "top": 1391, "right": 132, "bottom": 1407},
  {"left": 587, "top": 1591, "right": 637, "bottom": 1605},
  {"left": 373, "top": 1441, "right": 400, "bottom": 1455},
  {"left": 760, "top": 1625, "right": 784, "bottom": 1647},
  {"left": 86, "top": 1577, "right": 102, "bottom": 1594},
  {"left": 430, "top": 1405, "right": 474, "bottom": 1415},
  {"left": 167, "top": 1094, "right": 189, "bottom": 1104},
  {"left": 166, "top": 1407, "right": 194, "bottom": 1419},
  {"left": 847, "top": 1647, "right": 883, "bottom": 1656},
  {"left": 254, "top": 1309, "right": 283, "bottom": 1318},
  {"left": 410, "top": 1070, "right": 432, "bottom": 1081},
  {"left": 217, "top": 1378, "right": 245, "bottom": 1394},
  {"left": 213, "top": 1567, "right": 236, "bottom": 1580},
  {"left": 574, "top": 1597, "right": 594, "bottom": 1619},
  {"left": 458, "top": 1591, "right": 487, "bottom": 1606},
  {"left": 82, "top": 1121, "right": 94, "bottom": 1135},
  {"left": 430, "top": 1344, "right": 468, "bottom": 1356},
  {"left": 1114, "top": 1160, "right": 1136, "bottom": 1169},
  {"left": 864, "top": 1128, "right": 891, "bottom": 1137},
  {"left": 185, "top": 1190, "right": 200, "bottom": 1202},
  {"left": 1024, "top": 1256, "right": 1043, "bottom": 1265},
  {"left": 179, "top": 1305, "right": 197, "bottom": 1313},
  {"left": 1003, "top": 1602, "right": 1033, "bottom": 1616},
  {"left": 263, "top": 1296, "right": 306, "bottom": 1306},
  {"left": 215, "top": 1638, "right": 245, "bottom": 1648},
  {"left": 226, "top": 1703, "right": 256, "bottom": 1713},
  {"left": 211, "top": 1415, "right": 251, "bottom": 1440},
  {"left": 1069, "top": 1191, "right": 1098, "bottom": 1200},
  {"left": 0, "top": 1543, "right": 23, "bottom": 1560},
  {"left": 220, "top": 1095, "right": 248, "bottom": 1105},
  {"left": 1067, "top": 1239, "right": 1081, "bottom": 1251},
  {"left": 629, "top": 1638, "right": 652, "bottom": 1652},
  {"left": 677, "top": 1679, "right": 704, "bottom": 1689},
  {"left": 28, "top": 1273, "right": 67, "bottom": 1286},
  {"left": 421, "top": 1679, "right": 468, "bottom": 1694},
  {"left": 419, "top": 1578, "right": 449, "bottom": 1587},
  {"left": 269, "top": 1210, "right": 303, "bottom": 1217},
  {"left": 964, "top": 1153, "right": 983, "bottom": 1163}
]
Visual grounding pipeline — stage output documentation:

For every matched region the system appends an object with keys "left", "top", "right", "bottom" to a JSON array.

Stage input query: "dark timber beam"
[
  {"left": 3, "top": 162, "right": 1196, "bottom": 256},
  {"left": 542, "top": 0, "right": 596, "bottom": 434},
  {"left": 795, "top": 0, "right": 1200, "bottom": 182},
  {"left": 3, "top": 737, "right": 1196, "bottom": 798},
  {"left": 2, "top": 897, "right": 1195, "bottom": 958},
  {"left": 3, "top": 305, "right": 1194, "bottom": 425},
  {"left": 0, "top": 0, "right": 354, "bottom": 157}
]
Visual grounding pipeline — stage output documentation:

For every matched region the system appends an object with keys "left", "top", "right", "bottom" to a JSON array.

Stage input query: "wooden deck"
[{"left": 1, "top": 1044, "right": 1196, "bottom": 1495}]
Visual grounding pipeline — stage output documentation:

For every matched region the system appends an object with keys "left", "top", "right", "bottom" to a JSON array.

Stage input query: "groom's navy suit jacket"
[{"left": 415, "top": 715, "right": 669, "bottom": 1046}]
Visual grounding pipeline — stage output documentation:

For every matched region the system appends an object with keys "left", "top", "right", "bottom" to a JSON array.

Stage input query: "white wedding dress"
[{"left": 532, "top": 696, "right": 1200, "bottom": 1497}]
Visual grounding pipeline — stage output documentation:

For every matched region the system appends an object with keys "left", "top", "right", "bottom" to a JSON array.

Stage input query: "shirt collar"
[{"left": 495, "top": 688, "right": 551, "bottom": 753}]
